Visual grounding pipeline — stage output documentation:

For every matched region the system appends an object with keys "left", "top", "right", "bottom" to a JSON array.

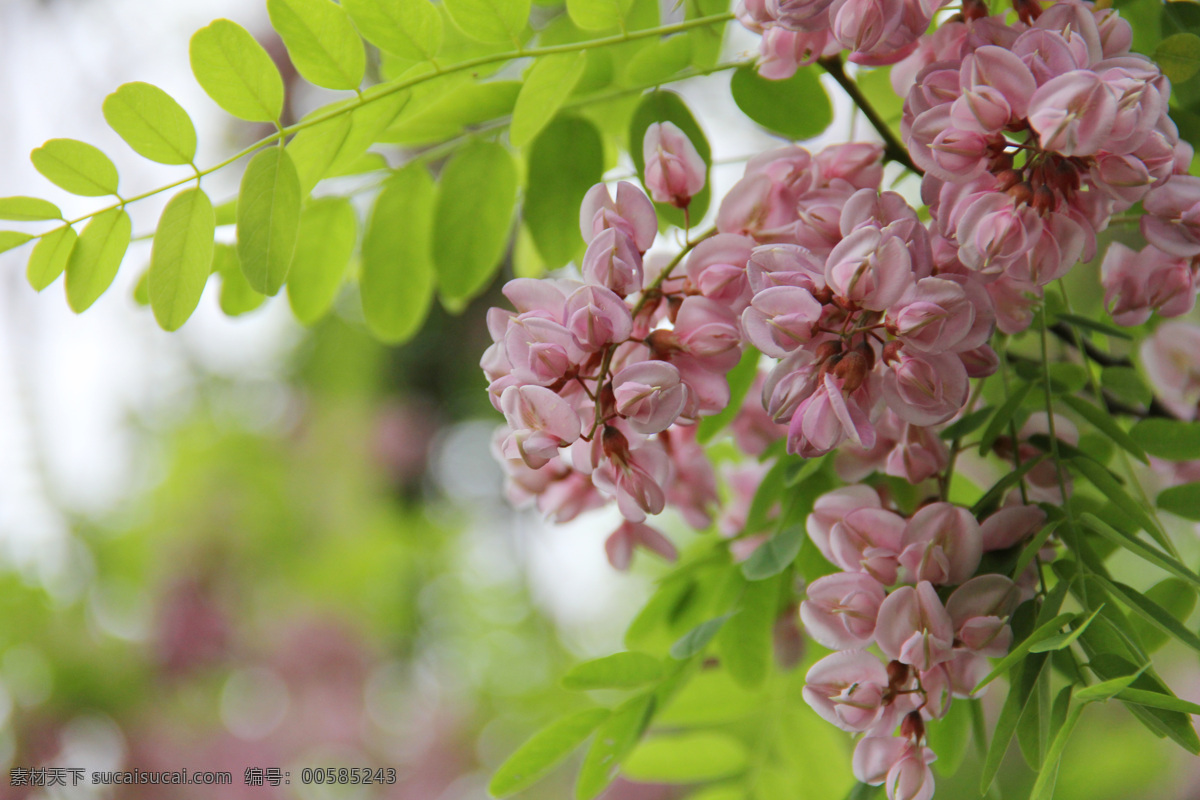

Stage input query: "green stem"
[
  {"left": 26, "top": 13, "right": 736, "bottom": 239},
  {"left": 818, "top": 55, "right": 921, "bottom": 175}
]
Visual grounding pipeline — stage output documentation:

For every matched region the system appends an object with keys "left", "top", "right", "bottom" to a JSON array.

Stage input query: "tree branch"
[{"left": 818, "top": 56, "right": 922, "bottom": 176}]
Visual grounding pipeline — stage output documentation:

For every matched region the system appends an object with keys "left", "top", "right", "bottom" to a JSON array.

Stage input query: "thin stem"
[
  {"left": 23, "top": 13, "right": 736, "bottom": 241},
  {"left": 940, "top": 377, "right": 986, "bottom": 501},
  {"left": 818, "top": 55, "right": 922, "bottom": 175}
]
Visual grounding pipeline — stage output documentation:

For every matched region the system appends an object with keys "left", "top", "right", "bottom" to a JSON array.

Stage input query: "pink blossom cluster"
[
  {"left": 800, "top": 487, "right": 1045, "bottom": 800},
  {"left": 735, "top": 0, "right": 947, "bottom": 77},
  {"left": 484, "top": 127, "right": 735, "bottom": 568},
  {"left": 714, "top": 144, "right": 999, "bottom": 462},
  {"left": 895, "top": 0, "right": 1197, "bottom": 332}
]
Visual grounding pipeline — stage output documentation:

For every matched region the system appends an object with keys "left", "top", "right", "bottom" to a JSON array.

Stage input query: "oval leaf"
[
  {"left": 1156, "top": 32, "right": 1200, "bottom": 84},
  {"left": 236, "top": 147, "right": 302, "bottom": 296},
  {"left": 511, "top": 53, "right": 588, "bottom": 148},
  {"left": 190, "top": 19, "right": 285, "bottom": 122},
  {"left": 344, "top": 0, "right": 443, "bottom": 60},
  {"left": 1130, "top": 418, "right": 1200, "bottom": 461},
  {"left": 213, "top": 244, "right": 266, "bottom": 316},
  {"left": 443, "top": 0, "right": 529, "bottom": 44},
  {"left": 149, "top": 187, "right": 216, "bottom": 331},
  {"left": 0, "top": 196, "right": 62, "bottom": 222},
  {"left": 1158, "top": 482, "right": 1200, "bottom": 521},
  {"left": 576, "top": 693, "right": 655, "bottom": 800},
  {"left": 287, "top": 196, "right": 357, "bottom": 324},
  {"left": 267, "top": 0, "right": 366, "bottom": 91},
  {"left": 0, "top": 232, "right": 33, "bottom": 254},
  {"left": 434, "top": 140, "right": 518, "bottom": 308},
  {"left": 741, "top": 524, "right": 804, "bottom": 581},
  {"left": 731, "top": 64, "right": 832, "bottom": 140},
  {"left": 65, "top": 208, "right": 132, "bottom": 312},
  {"left": 567, "top": 0, "right": 632, "bottom": 30},
  {"left": 31, "top": 139, "right": 119, "bottom": 197},
  {"left": 670, "top": 615, "right": 730, "bottom": 660},
  {"left": 524, "top": 115, "right": 604, "bottom": 268},
  {"left": 27, "top": 225, "right": 77, "bottom": 291},
  {"left": 490, "top": 708, "right": 611, "bottom": 797},
  {"left": 361, "top": 164, "right": 437, "bottom": 343},
  {"left": 562, "top": 652, "right": 663, "bottom": 691},
  {"left": 1059, "top": 394, "right": 1147, "bottom": 464},
  {"left": 102, "top": 82, "right": 198, "bottom": 165},
  {"left": 623, "top": 732, "right": 749, "bottom": 784}
]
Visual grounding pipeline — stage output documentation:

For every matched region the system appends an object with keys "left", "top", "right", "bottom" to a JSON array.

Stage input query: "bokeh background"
[{"left": 0, "top": 0, "right": 1198, "bottom": 798}]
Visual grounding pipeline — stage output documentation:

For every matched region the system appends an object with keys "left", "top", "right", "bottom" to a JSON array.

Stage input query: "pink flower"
[
  {"left": 592, "top": 433, "right": 672, "bottom": 521},
  {"left": 886, "top": 421, "right": 949, "bottom": 484},
  {"left": 788, "top": 373, "right": 878, "bottom": 457},
  {"left": 802, "top": 572, "right": 887, "bottom": 650},
  {"left": 742, "top": 286, "right": 824, "bottom": 357},
  {"left": 854, "top": 737, "right": 908, "bottom": 786},
  {"left": 1102, "top": 242, "right": 1196, "bottom": 326},
  {"left": 504, "top": 315, "right": 584, "bottom": 386},
  {"left": 875, "top": 582, "right": 956, "bottom": 670},
  {"left": 685, "top": 234, "right": 756, "bottom": 311},
  {"left": 564, "top": 285, "right": 633, "bottom": 352},
  {"left": 1028, "top": 70, "right": 1118, "bottom": 156},
  {"left": 954, "top": 192, "right": 1043, "bottom": 274},
  {"left": 1141, "top": 321, "right": 1200, "bottom": 420},
  {"left": 828, "top": 507, "right": 908, "bottom": 584},
  {"left": 825, "top": 227, "right": 915, "bottom": 311},
  {"left": 662, "top": 426, "right": 720, "bottom": 528},
  {"left": 898, "top": 502, "right": 983, "bottom": 586},
  {"left": 672, "top": 296, "right": 743, "bottom": 364},
  {"left": 882, "top": 351, "right": 969, "bottom": 427},
  {"left": 946, "top": 574, "right": 1020, "bottom": 656},
  {"left": 581, "top": 228, "right": 643, "bottom": 296},
  {"left": 1140, "top": 175, "right": 1200, "bottom": 257},
  {"left": 807, "top": 485, "right": 883, "bottom": 561},
  {"left": 886, "top": 744, "right": 937, "bottom": 800},
  {"left": 889, "top": 277, "right": 976, "bottom": 354},
  {"left": 612, "top": 361, "right": 689, "bottom": 434},
  {"left": 580, "top": 181, "right": 658, "bottom": 253},
  {"left": 499, "top": 385, "right": 582, "bottom": 469},
  {"left": 605, "top": 521, "right": 677, "bottom": 570},
  {"left": 980, "top": 503, "right": 1046, "bottom": 551},
  {"left": 803, "top": 650, "right": 892, "bottom": 732},
  {"left": 643, "top": 122, "right": 706, "bottom": 208}
]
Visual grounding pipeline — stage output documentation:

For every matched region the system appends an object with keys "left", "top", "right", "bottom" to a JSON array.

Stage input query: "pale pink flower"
[
  {"left": 979, "top": 503, "right": 1046, "bottom": 551},
  {"left": 829, "top": 507, "right": 908, "bottom": 584},
  {"left": 564, "top": 285, "right": 633, "bottom": 352},
  {"left": 643, "top": 122, "right": 706, "bottom": 208},
  {"left": 742, "top": 286, "right": 824, "bottom": 357},
  {"left": 605, "top": 521, "right": 677, "bottom": 570},
  {"left": 1141, "top": 321, "right": 1200, "bottom": 420},
  {"left": 499, "top": 385, "right": 582, "bottom": 469},
  {"left": 612, "top": 361, "right": 689, "bottom": 435},
  {"left": 1102, "top": 242, "right": 1196, "bottom": 326},
  {"left": 1141, "top": 176, "right": 1200, "bottom": 257},
  {"left": 875, "top": 582, "right": 956, "bottom": 670},
  {"left": 581, "top": 228, "right": 643, "bottom": 296},
  {"left": 1028, "top": 70, "right": 1118, "bottom": 156},
  {"left": 886, "top": 744, "right": 937, "bottom": 800},
  {"left": 883, "top": 351, "right": 969, "bottom": 427},
  {"left": 801, "top": 572, "right": 888, "bottom": 649},
  {"left": 579, "top": 181, "right": 658, "bottom": 253},
  {"left": 685, "top": 234, "right": 756, "bottom": 311},
  {"left": 946, "top": 574, "right": 1021, "bottom": 656},
  {"left": 898, "top": 502, "right": 983, "bottom": 586},
  {"left": 807, "top": 484, "right": 883, "bottom": 561},
  {"left": 803, "top": 650, "right": 892, "bottom": 732}
]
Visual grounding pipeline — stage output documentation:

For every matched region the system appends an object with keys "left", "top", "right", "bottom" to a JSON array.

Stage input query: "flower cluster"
[
  {"left": 484, "top": 126, "right": 737, "bottom": 568},
  {"left": 715, "top": 144, "right": 998, "bottom": 461},
  {"left": 800, "top": 487, "right": 1044, "bottom": 800},
  {"left": 894, "top": 0, "right": 1197, "bottom": 332}
]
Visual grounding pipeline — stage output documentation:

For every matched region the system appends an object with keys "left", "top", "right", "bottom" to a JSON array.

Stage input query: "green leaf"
[
  {"left": 970, "top": 454, "right": 1046, "bottom": 517},
  {"left": 979, "top": 381, "right": 1032, "bottom": 455},
  {"left": 562, "top": 652, "right": 663, "bottom": 691},
  {"left": 730, "top": 65, "right": 832, "bottom": 140},
  {"left": 567, "top": 0, "right": 632, "bottom": 30},
  {"left": 361, "top": 164, "right": 437, "bottom": 343},
  {"left": 524, "top": 115, "right": 604, "bottom": 268},
  {"left": 741, "top": 525, "right": 804, "bottom": 581},
  {"left": 1155, "top": 32, "right": 1200, "bottom": 83},
  {"left": 623, "top": 35, "right": 692, "bottom": 86},
  {"left": 213, "top": 244, "right": 265, "bottom": 316},
  {"left": 1029, "top": 694, "right": 1083, "bottom": 800},
  {"left": 1080, "top": 513, "right": 1200, "bottom": 590},
  {"left": 286, "top": 197, "right": 356, "bottom": 324},
  {"left": 26, "top": 225, "right": 77, "bottom": 291},
  {"left": 576, "top": 693, "right": 655, "bottom": 800},
  {"left": 1101, "top": 366, "right": 1151, "bottom": 407},
  {"left": 1060, "top": 395, "right": 1147, "bottom": 463},
  {"left": 490, "top": 708, "right": 611, "bottom": 797},
  {"left": 1116, "top": 688, "right": 1200, "bottom": 715},
  {"left": 1027, "top": 605, "right": 1103, "bottom": 652},
  {"left": 189, "top": 19, "right": 285, "bottom": 122},
  {"left": 698, "top": 348, "right": 760, "bottom": 444},
  {"left": 0, "top": 232, "right": 33, "bottom": 254},
  {"left": 102, "top": 82, "right": 197, "bottom": 165},
  {"left": 344, "top": 0, "right": 443, "bottom": 61},
  {"left": 1071, "top": 457, "right": 1164, "bottom": 547},
  {"left": 938, "top": 404, "right": 994, "bottom": 441},
  {"left": 149, "top": 187, "right": 216, "bottom": 331},
  {"left": 670, "top": 614, "right": 731, "bottom": 660},
  {"left": 511, "top": 53, "right": 588, "bottom": 148},
  {"left": 1093, "top": 576, "right": 1200, "bottom": 655},
  {"left": 64, "top": 208, "right": 131, "bottom": 312},
  {"left": 926, "top": 697, "right": 972, "bottom": 777},
  {"left": 623, "top": 732, "right": 749, "bottom": 783},
  {"left": 974, "top": 612, "right": 1075, "bottom": 691},
  {"left": 1084, "top": 652, "right": 1200, "bottom": 753},
  {"left": 267, "top": 0, "right": 366, "bottom": 91},
  {"left": 382, "top": 79, "right": 522, "bottom": 146},
  {"left": 0, "top": 196, "right": 61, "bottom": 221},
  {"left": 236, "top": 147, "right": 302, "bottom": 296},
  {"left": 1158, "top": 482, "right": 1200, "bottom": 521},
  {"left": 1056, "top": 311, "right": 1132, "bottom": 340},
  {"left": 133, "top": 268, "right": 150, "bottom": 306},
  {"left": 1010, "top": 519, "right": 1061, "bottom": 582},
  {"left": 289, "top": 89, "right": 409, "bottom": 196},
  {"left": 717, "top": 574, "right": 779, "bottom": 689},
  {"left": 31, "top": 139, "right": 119, "bottom": 197},
  {"left": 629, "top": 91, "right": 711, "bottom": 228},
  {"left": 434, "top": 140, "right": 518, "bottom": 308},
  {"left": 444, "top": 0, "right": 529, "bottom": 43},
  {"left": 981, "top": 651, "right": 1048, "bottom": 793},
  {"left": 1130, "top": 418, "right": 1200, "bottom": 461},
  {"left": 1130, "top": 579, "right": 1198, "bottom": 653},
  {"left": 1076, "top": 670, "right": 1147, "bottom": 703}
]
